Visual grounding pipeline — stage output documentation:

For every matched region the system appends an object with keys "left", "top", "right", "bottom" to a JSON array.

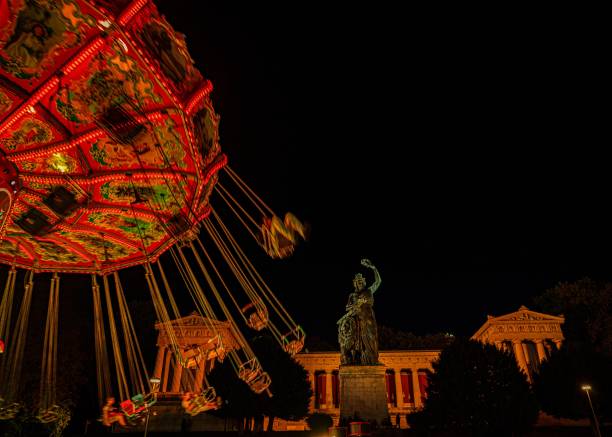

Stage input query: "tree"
[
  {"left": 208, "top": 334, "right": 312, "bottom": 431},
  {"left": 378, "top": 325, "right": 454, "bottom": 350},
  {"left": 306, "top": 412, "right": 333, "bottom": 433},
  {"left": 253, "top": 335, "right": 312, "bottom": 430},
  {"left": 533, "top": 345, "right": 612, "bottom": 422},
  {"left": 408, "top": 338, "right": 538, "bottom": 437},
  {"left": 304, "top": 335, "right": 337, "bottom": 352},
  {"left": 532, "top": 278, "right": 612, "bottom": 422},
  {"left": 208, "top": 358, "right": 262, "bottom": 431},
  {"left": 533, "top": 277, "right": 612, "bottom": 356}
]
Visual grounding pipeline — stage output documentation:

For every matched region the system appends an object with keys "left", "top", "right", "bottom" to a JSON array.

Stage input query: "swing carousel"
[{"left": 0, "top": 0, "right": 307, "bottom": 429}]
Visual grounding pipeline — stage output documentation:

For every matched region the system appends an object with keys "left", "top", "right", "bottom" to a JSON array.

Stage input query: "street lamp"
[
  {"left": 581, "top": 385, "right": 602, "bottom": 437},
  {"left": 144, "top": 377, "right": 161, "bottom": 437}
]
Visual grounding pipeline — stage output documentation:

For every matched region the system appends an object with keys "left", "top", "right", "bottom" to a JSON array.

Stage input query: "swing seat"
[
  {"left": 241, "top": 302, "right": 269, "bottom": 331},
  {"left": 282, "top": 325, "right": 305, "bottom": 355},
  {"left": 0, "top": 398, "right": 20, "bottom": 420},
  {"left": 185, "top": 387, "right": 220, "bottom": 416},
  {"left": 189, "top": 399, "right": 220, "bottom": 415},
  {"left": 101, "top": 409, "right": 125, "bottom": 427},
  {"left": 206, "top": 335, "right": 226, "bottom": 362},
  {"left": 238, "top": 359, "right": 272, "bottom": 394},
  {"left": 207, "top": 344, "right": 226, "bottom": 362},
  {"left": 37, "top": 405, "right": 61, "bottom": 423},
  {"left": 180, "top": 346, "right": 204, "bottom": 369},
  {"left": 259, "top": 220, "right": 296, "bottom": 259},
  {"left": 238, "top": 358, "right": 262, "bottom": 384},
  {"left": 120, "top": 398, "right": 147, "bottom": 420},
  {"left": 142, "top": 392, "right": 157, "bottom": 408},
  {"left": 275, "top": 236, "right": 295, "bottom": 258},
  {"left": 248, "top": 371, "right": 271, "bottom": 394},
  {"left": 131, "top": 393, "right": 148, "bottom": 408}
]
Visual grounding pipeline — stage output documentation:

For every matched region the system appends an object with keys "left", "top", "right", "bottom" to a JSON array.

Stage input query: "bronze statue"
[{"left": 337, "top": 259, "right": 381, "bottom": 365}]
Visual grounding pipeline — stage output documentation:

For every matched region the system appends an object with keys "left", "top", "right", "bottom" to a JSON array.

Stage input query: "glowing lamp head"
[
  {"left": 150, "top": 376, "right": 161, "bottom": 393},
  {"left": 581, "top": 385, "right": 592, "bottom": 391}
]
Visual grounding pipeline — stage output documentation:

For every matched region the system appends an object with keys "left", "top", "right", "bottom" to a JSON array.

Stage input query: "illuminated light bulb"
[
  {"left": 116, "top": 38, "right": 128, "bottom": 53},
  {"left": 98, "top": 19, "right": 112, "bottom": 29}
]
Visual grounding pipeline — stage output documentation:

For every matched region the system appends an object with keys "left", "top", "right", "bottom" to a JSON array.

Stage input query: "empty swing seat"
[
  {"left": 181, "top": 346, "right": 204, "bottom": 369},
  {"left": 241, "top": 302, "right": 269, "bottom": 331},
  {"left": 206, "top": 335, "right": 226, "bottom": 362},
  {"left": 282, "top": 325, "right": 305, "bottom": 355}
]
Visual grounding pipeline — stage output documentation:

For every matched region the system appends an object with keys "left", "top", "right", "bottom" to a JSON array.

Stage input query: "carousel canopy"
[{"left": 0, "top": 0, "right": 225, "bottom": 273}]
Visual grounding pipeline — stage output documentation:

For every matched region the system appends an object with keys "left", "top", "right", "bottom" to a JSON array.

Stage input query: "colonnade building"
[
  {"left": 278, "top": 305, "right": 564, "bottom": 430},
  {"left": 150, "top": 306, "right": 565, "bottom": 430}
]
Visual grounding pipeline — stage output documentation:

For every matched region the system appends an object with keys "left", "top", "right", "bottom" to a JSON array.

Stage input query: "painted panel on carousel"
[
  {"left": 0, "top": 0, "right": 97, "bottom": 88},
  {"left": 96, "top": 178, "right": 186, "bottom": 214},
  {"left": 84, "top": 211, "right": 166, "bottom": 248},
  {"left": 50, "top": 40, "right": 164, "bottom": 130}
]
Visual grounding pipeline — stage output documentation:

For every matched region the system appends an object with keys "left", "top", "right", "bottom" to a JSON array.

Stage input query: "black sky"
[{"left": 151, "top": 4, "right": 608, "bottom": 343}]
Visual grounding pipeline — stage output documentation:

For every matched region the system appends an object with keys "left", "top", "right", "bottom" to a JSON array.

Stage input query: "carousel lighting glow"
[
  {"left": 98, "top": 19, "right": 112, "bottom": 29},
  {"left": 0, "top": 0, "right": 307, "bottom": 430}
]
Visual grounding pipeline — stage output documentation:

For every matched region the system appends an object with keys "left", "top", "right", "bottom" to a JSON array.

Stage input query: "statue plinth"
[{"left": 339, "top": 365, "right": 388, "bottom": 424}]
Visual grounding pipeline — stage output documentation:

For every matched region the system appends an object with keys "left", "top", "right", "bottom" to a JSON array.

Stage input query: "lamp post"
[
  {"left": 144, "top": 377, "right": 161, "bottom": 437},
  {"left": 581, "top": 385, "right": 602, "bottom": 437}
]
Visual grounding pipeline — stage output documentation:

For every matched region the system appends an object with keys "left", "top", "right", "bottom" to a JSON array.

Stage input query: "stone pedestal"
[{"left": 339, "top": 365, "right": 389, "bottom": 425}]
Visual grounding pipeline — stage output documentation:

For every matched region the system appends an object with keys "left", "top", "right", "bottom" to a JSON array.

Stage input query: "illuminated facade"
[
  {"left": 471, "top": 305, "right": 564, "bottom": 382},
  {"left": 152, "top": 313, "right": 240, "bottom": 395},
  {"left": 153, "top": 305, "right": 565, "bottom": 430},
  {"left": 282, "top": 350, "right": 439, "bottom": 430}
]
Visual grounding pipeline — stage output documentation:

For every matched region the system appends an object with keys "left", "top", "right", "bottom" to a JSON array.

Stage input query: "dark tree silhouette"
[
  {"left": 533, "top": 344, "right": 611, "bottom": 422},
  {"left": 408, "top": 338, "right": 538, "bottom": 437},
  {"left": 378, "top": 325, "right": 454, "bottom": 350},
  {"left": 306, "top": 412, "right": 333, "bottom": 433},
  {"left": 208, "top": 334, "right": 312, "bottom": 431},
  {"left": 252, "top": 335, "right": 312, "bottom": 430},
  {"left": 304, "top": 335, "right": 337, "bottom": 352},
  {"left": 532, "top": 279, "right": 612, "bottom": 424},
  {"left": 533, "top": 277, "right": 612, "bottom": 357},
  {"left": 208, "top": 357, "right": 262, "bottom": 431}
]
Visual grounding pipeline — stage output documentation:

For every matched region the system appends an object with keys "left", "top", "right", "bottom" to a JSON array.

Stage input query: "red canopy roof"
[{"left": 0, "top": 0, "right": 225, "bottom": 273}]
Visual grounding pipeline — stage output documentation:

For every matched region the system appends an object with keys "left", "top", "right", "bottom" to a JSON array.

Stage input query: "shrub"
[{"left": 306, "top": 412, "right": 334, "bottom": 433}]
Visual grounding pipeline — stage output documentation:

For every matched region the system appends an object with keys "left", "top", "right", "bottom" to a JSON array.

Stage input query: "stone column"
[
  {"left": 171, "top": 360, "right": 183, "bottom": 393},
  {"left": 194, "top": 360, "right": 206, "bottom": 392},
  {"left": 512, "top": 340, "right": 529, "bottom": 378},
  {"left": 522, "top": 342, "right": 532, "bottom": 370},
  {"left": 394, "top": 369, "right": 403, "bottom": 407},
  {"left": 553, "top": 339, "right": 562, "bottom": 350},
  {"left": 308, "top": 371, "right": 315, "bottom": 410},
  {"left": 161, "top": 349, "right": 172, "bottom": 392},
  {"left": 534, "top": 339, "right": 547, "bottom": 363},
  {"left": 153, "top": 346, "right": 165, "bottom": 379},
  {"left": 412, "top": 369, "right": 422, "bottom": 408},
  {"left": 325, "top": 371, "right": 333, "bottom": 408}
]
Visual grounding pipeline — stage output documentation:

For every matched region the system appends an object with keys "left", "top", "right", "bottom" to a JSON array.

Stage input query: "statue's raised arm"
[{"left": 360, "top": 258, "right": 381, "bottom": 293}]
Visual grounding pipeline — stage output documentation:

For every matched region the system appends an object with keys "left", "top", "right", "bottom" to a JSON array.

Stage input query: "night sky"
[
  {"left": 0, "top": 5, "right": 606, "bottom": 426},
  {"left": 149, "top": 3, "right": 610, "bottom": 344}
]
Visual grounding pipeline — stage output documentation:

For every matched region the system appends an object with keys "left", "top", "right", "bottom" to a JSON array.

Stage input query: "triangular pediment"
[
  {"left": 491, "top": 306, "right": 564, "bottom": 323},
  {"left": 155, "top": 312, "right": 229, "bottom": 329},
  {"left": 472, "top": 305, "right": 564, "bottom": 339}
]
